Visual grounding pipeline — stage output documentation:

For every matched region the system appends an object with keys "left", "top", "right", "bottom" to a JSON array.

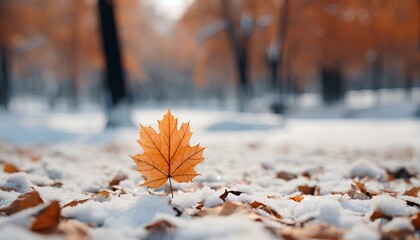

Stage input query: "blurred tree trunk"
[
  {"left": 372, "top": 53, "right": 383, "bottom": 104},
  {"left": 267, "top": 0, "right": 289, "bottom": 114},
  {"left": 222, "top": 0, "right": 250, "bottom": 112},
  {"left": 0, "top": 45, "right": 9, "bottom": 109},
  {"left": 98, "top": 0, "right": 131, "bottom": 127},
  {"left": 321, "top": 64, "right": 344, "bottom": 105}
]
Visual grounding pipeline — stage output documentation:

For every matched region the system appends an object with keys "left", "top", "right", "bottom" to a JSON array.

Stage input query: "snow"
[
  {"left": 0, "top": 173, "right": 33, "bottom": 193},
  {"left": 382, "top": 217, "right": 415, "bottom": 232},
  {"left": 62, "top": 195, "right": 174, "bottom": 227},
  {"left": 155, "top": 215, "right": 277, "bottom": 240},
  {"left": 348, "top": 160, "right": 386, "bottom": 180},
  {"left": 0, "top": 225, "right": 53, "bottom": 240},
  {"left": 344, "top": 224, "right": 380, "bottom": 240},
  {"left": 0, "top": 106, "right": 419, "bottom": 239},
  {"left": 370, "top": 195, "right": 417, "bottom": 216}
]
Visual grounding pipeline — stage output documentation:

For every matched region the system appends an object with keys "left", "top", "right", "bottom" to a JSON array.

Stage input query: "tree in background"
[
  {"left": 266, "top": 0, "right": 290, "bottom": 113},
  {"left": 98, "top": 0, "right": 131, "bottom": 127},
  {"left": 0, "top": 2, "right": 10, "bottom": 109}
]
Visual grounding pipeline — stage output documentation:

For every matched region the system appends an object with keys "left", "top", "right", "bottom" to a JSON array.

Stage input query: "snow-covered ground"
[{"left": 0, "top": 107, "right": 419, "bottom": 239}]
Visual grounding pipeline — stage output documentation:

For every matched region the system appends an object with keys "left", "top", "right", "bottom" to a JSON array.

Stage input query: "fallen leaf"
[
  {"left": 172, "top": 205, "right": 183, "bottom": 217},
  {"left": 352, "top": 180, "right": 379, "bottom": 198},
  {"left": 63, "top": 190, "right": 110, "bottom": 208},
  {"left": 411, "top": 212, "right": 420, "bottom": 230},
  {"left": 31, "top": 201, "right": 61, "bottom": 232},
  {"left": 57, "top": 220, "right": 90, "bottom": 240},
  {"left": 92, "top": 189, "right": 110, "bottom": 201},
  {"left": 145, "top": 219, "right": 176, "bottom": 239},
  {"left": 297, "top": 185, "right": 315, "bottom": 195},
  {"left": 0, "top": 191, "right": 44, "bottom": 215},
  {"left": 197, "top": 202, "right": 261, "bottom": 220},
  {"left": 131, "top": 110, "right": 205, "bottom": 197},
  {"left": 30, "top": 155, "right": 41, "bottom": 162},
  {"left": 63, "top": 199, "right": 89, "bottom": 208},
  {"left": 50, "top": 182, "right": 63, "bottom": 188},
  {"left": 280, "top": 224, "right": 343, "bottom": 239},
  {"left": 370, "top": 210, "right": 392, "bottom": 221},
  {"left": 219, "top": 189, "right": 244, "bottom": 201},
  {"left": 109, "top": 174, "right": 127, "bottom": 191},
  {"left": 0, "top": 186, "right": 17, "bottom": 192},
  {"left": 404, "top": 187, "right": 419, "bottom": 198},
  {"left": 301, "top": 171, "right": 312, "bottom": 179},
  {"left": 276, "top": 171, "right": 296, "bottom": 180},
  {"left": 145, "top": 219, "right": 175, "bottom": 231},
  {"left": 381, "top": 229, "right": 414, "bottom": 240},
  {"left": 289, "top": 195, "right": 304, "bottom": 202},
  {"left": 4, "top": 163, "right": 20, "bottom": 173},
  {"left": 118, "top": 188, "right": 127, "bottom": 196},
  {"left": 195, "top": 202, "right": 204, "bottom": 210},
  {"left": 250, "top": 201, "right": 282, "bottom": 220},
  {"left": 387, "top": 168, "right": 413, "bottom": 180}
]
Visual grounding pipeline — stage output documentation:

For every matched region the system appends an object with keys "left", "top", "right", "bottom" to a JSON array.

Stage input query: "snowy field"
[{"left": 0, "top": 107, "right": 419, "bottom": 239}]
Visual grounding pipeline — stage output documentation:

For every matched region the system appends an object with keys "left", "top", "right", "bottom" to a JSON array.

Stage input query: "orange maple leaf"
[{"left": 131, "top": 110, "right": 205, "bottom": 197}]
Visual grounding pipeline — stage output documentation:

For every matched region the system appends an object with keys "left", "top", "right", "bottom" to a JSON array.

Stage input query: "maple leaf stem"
[{"left": 168, "top": 177, "right": 174, "bottom": 198}]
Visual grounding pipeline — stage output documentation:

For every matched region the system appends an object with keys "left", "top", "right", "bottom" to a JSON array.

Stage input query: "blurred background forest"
[{"left": 0, "top": 0, "right": 419, "bottom": 119}]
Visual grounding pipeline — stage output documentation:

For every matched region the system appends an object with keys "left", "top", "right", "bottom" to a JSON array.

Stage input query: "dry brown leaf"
[
  {"left": 219, "top": 189, "right": 244, "bottom": 201},
  {"left": 131, "top": 110, "right": 205, "bottom": 197},
  {"left": 92, "top": 189, "right": 110, "bottom": 201},
  {"left": 280, "top": 224, "right": 343, "bottom": 240},
  {"left": 382, "top": 229, "right": 415, "bottom": 240},
  {"left": 404, "top": 187, "right": 420, "bottom": 198},
  {"left": 197, "top": 202, "right": 262, "bottom": 222},
  {"left": 118, "top": 188, "right": 127, "bottom": 196},
  {"left": 387, "top": 168, "right": 413, "bottom": 180},
  {"left": 195, "top": 202, "right": 204, "bottom": 210},
  {"left": 289, "top": 195, "right": 304, "bottom": 202},
  {"left": 297, "top": 185, "right": 315, "bottom": 195},
  {"left": 63, "top": 190, "right": 110, "bottom": 208},
  {"left": 31, "top": 201, "right": 61, "bottom": 232},
  {"left": 57, "top": 220, "right": 90, "bottom": 240},
  {"left": 250, "top": 201, "right": 282, "bottom": 220},
  {"left": 145, "top": 219, "right": 175, "bottom": 231},
  {"left": 352, "top": 180, "right": 379, "bottom": 198},
  {"left": 0, "top": 186, "right": 17, "bottom": 192},
  {"left": 301, "top": 171, "right": 312, "bottom": 179},
  {"left": 145, "top": 219, "right": 176, "bottom": 239},
  {"left": 370, "top": 210, "right": 392, "bottom": 221},
  {"left": 411, "top": 212, "right": 420, "bottom": 230},
  {"left": 63, "top": 199, "right": 89, "bottom": 208},
  {"left": 4, "top": 163, "right": 20, "bottom": 173},
  {"left": 0, "top": 190, "right": 44, "bottom": 215},
  {"left": 50, "top": 182, "right": 63, "bottom": 188},
  {"left": 109, "top": 174, "right": 127, "bottom": 191},
  {"left": 276, "top": 171, "right": 297, "bottom": 180}
]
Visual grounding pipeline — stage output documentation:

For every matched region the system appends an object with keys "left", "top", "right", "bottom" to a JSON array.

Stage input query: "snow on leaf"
[{"left": 131, "top": 109, "right": 205, "bottom": 197}]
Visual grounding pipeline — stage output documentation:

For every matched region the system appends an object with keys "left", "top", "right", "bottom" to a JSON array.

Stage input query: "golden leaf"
[{"left": 131, "top": 110, "right": 205, "bottom": 197}]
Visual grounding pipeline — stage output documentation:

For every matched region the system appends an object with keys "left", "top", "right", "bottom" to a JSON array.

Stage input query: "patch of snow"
[
  {"left": 62, "top": 195, "right": 174, "bottom": 228},
  {"left": 0, "top": 173, "right": 33, "bottom": 193},
  {"left": 348, "top": 160, "right": 386, "bottom": 180},
  {"left": 0, "top": 225, "right": 51, "bottom": 240},
  {"left": 370, "top": 195, "right": 417, "bottom": 216},
  {"left": 344, "top": 223, "right": 380, "bottom": 240},
  {"left": 156, "top": 214, "right": 276, "bottom": 240},
  {"left": 382, "top": 217, "right": 414, "bottom": 232}
]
